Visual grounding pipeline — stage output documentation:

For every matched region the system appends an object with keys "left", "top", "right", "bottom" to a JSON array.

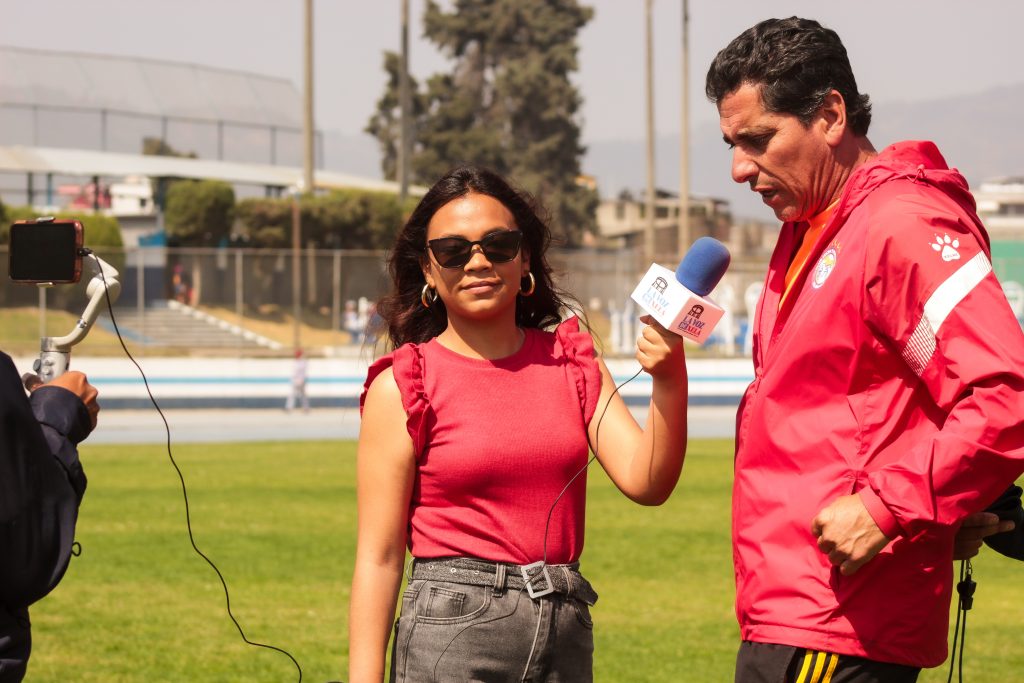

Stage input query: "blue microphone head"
[{"left": 674, "top": 237, "right": 731, "bottom": 296}]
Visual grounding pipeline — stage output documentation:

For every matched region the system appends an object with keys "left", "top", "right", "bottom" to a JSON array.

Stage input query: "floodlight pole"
[
  {"left": 677, "top": 0, "right": 691, "bottom": 260},
  {"left": 303, "top": 0, "right": 315, "bottom": 195},
  {"left": 291, "top": 185, "right": 302, "bottom": 352},
  {"left": 644, "top": 0, "right": 656, "bottom": 266},
  {"left": 295, "top": 0, "right": 314, "bottom": 354},
  {"left": 398, "top": 0, "right": 411, "bottom": 203}
]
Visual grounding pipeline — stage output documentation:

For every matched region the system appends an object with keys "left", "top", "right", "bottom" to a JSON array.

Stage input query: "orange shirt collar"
[{"left": 780, "top": 199, "right": 840, "bottom": 309}]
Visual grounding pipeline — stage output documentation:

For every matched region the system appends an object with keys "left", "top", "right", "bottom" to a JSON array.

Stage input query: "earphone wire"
[
  {"left": 89, "top": 251, "right": 303, "bottom": 682},
  {"left": 438, "top": 367, "right": 646, "bottom": 663},
  {"left": 437, "top": 364, "right": 644, "bottom": 678},
  {"left": 539, "top": 367, "right": 644, "bottom": 568}
]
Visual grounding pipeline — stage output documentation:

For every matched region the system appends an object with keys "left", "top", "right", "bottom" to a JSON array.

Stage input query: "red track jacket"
[{"left": 734, "top": 141, "right": 1024, "bottom": 667}]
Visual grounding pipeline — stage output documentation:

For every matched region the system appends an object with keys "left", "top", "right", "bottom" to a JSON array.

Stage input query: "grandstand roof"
[
  {"left": 0, "top": 144, "right": 419, "bottom": 194},
  {"left": 0, "top": 45, "right": 301, "bottom": 128}
]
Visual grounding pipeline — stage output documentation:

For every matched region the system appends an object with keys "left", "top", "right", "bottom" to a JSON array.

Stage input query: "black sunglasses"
[{"left": 426, "top": 231, "right": 524, "bottom": 269}]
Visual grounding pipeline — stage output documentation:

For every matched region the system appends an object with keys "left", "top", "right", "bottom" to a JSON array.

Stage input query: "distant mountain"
[
  {"left": 582, "top": 83, "right": 1024, "bottom": 222},
  {"left": 870, "top": 84, "right": 1024, "bottom": 184}
]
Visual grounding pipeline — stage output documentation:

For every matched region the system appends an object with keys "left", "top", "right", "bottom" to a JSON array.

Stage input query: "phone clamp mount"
[{"left": 35, "top": 251, "right": 121, "bottom": 382}]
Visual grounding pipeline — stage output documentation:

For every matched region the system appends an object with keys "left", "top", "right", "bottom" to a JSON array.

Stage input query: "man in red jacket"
[{"left": 705, "top": 17, "right": 1024, "bottom": 682}]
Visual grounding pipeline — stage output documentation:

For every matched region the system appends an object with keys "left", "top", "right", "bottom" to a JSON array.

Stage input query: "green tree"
[
  {"left": 364, "top": 51, "right": 427, "bottom": 181},
  {"left": 306, "top": 189, "right": 413, "bottom": 249},
  {"left": 142, "top": 137, "right": 197, "bottom": 158},
  {"left": 235, "top": 190, "right": 414, "bottom": 250},
  {"left": 234, "top": 198, "right": 292, "bottom": 248},
  {"left": 164, "top": 180, "right": 235, "bottom": 246},
  {"left": 78, "top": 213, "right": 124, "bottom": 249},
  {"left": 367, "top": 0, "right": 598, "bottom": 245},
  {"left": 141, "top": 140, "right": 199, "bottom": 214}
]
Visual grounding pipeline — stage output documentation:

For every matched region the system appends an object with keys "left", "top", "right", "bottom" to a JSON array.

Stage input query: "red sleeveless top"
[{"left": 361, "top": 317, "right": 601, "bottom": 564}]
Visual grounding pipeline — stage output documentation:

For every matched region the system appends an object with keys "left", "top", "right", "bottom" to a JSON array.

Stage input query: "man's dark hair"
[{"left": 705, "top": 17, "right": 872, "bottom": 136}]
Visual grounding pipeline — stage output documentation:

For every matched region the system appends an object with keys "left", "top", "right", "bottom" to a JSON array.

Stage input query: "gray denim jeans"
[{"left": 390, "top": 558, "right": 597, "bottom": 683}]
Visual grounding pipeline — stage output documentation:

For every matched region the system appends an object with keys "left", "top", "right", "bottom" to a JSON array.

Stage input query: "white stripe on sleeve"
[{"left": 901, "top": 251, "right": 992, "bottom": 376}]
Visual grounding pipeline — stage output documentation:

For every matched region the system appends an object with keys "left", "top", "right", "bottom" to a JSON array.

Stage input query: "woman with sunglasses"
[{"left": 349, "top": 165, "right": 688, "bottom": 683}]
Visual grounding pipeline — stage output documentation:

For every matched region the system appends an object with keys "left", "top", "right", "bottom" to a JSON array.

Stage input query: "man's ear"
[{"left": 819, "top": 89, "right": 848, "bottom": 148}]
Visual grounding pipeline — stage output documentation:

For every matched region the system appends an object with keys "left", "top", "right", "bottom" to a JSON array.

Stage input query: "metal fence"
[
  {"left": 0, "top": 246, "right": 775, "bottom": 357},
  {"left": 8, "top": 246, "right": 1023, "bottom": 359}
]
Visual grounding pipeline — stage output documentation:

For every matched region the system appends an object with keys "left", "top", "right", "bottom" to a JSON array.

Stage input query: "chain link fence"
[
  {"left": 6, "top": 245, "right": 1022, "bottom": 359},
  {"left": 0, "top": 245, "right": 769, "bottom": 358}
]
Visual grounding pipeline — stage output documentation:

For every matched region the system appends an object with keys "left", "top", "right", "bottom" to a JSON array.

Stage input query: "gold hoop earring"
[
  {"left": 421, "top": 284, "right": 437, "bottom": 308},
  {"left": 520, "top": 272, "right": 536, "bottom": 297}
]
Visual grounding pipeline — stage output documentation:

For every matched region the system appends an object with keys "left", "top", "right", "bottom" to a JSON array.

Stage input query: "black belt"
[{"left": 411, "top": 557, "right": 598, "bottom": 605}]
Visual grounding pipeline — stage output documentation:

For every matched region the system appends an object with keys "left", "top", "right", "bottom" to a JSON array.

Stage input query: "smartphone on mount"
[{"left": 8, "top": 217, "right": 84, "bottom": 284}]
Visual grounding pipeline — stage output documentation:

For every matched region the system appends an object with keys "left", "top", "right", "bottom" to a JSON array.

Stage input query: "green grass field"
[
  {"left": 0, "top": 307, "right": 125, "bottom": 356},
  {"left": 27, "top": 439, "right": 1024, "bottom": 682}
]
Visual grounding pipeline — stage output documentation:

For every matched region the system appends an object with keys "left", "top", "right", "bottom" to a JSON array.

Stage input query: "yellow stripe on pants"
[
  {"left": 795, "top": 651, "right": 814, "bottom": 682},
  {"left": 822, "top": 653, "right": 839, "bottom": 683},
  {"left": 809, "top": 651, "right": 827, "bottom": 682},
  {"left": 794, "top": 650, "right": 839, "bottom": 683}
]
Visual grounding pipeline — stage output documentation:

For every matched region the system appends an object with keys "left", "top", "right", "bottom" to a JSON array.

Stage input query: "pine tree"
[
  {"left": 367, "top": 0, "right": 597, "bottom": 245},
  {"left": 365, "top": 51, "right": 427, "bottom": 182}
]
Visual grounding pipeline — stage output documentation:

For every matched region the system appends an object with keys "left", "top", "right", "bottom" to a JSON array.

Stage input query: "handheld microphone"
[{"left": 630, "top": 237, "right": 731, "bottom": 344}]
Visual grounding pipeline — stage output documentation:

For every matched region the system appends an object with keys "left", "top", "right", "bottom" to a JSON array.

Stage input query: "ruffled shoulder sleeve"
[
  {"left": 360, "top": 343, "right": 430, "bottom": 457},
  {"left": 553, "top": 316, "right": 602, "bottom": 425}
]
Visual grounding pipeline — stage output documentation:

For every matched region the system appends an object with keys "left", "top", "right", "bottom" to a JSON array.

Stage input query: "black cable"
[
  {"left": 946, "top": 561, "right": 963, "bottom": 683},
  {"left": 540, "top": 367, "right": 644, "bottom": 568},
  {"left": 431, "top": 584, "right": 526, "bottom": 679},
  {"left": 89, "top": 252, "right": 303, "bottom": 682},
  {"left": 947, "top": 559, "right": 975, "bottom": 683},
  {"left": 418, "top": 363, "right": 650, "bottom": 677},
  {"left": 433, "top": 366, "right": 646, "bottom": 672},
  {"left": 954, "top": 561, "right": 970, "bottom": 683},
  {"left": 959, "top": 607, "right": 968, "bottom": 683}
]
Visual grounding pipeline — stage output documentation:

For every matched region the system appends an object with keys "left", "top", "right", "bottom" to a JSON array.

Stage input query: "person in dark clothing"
[
  {"left": 952, "top": 485, "right": 1024, "bottom": 562},
  {"left": 984, "top": 485, "right": 1024, "bottom": 560},
  {"left": 0, "top": 350, "right": 98, "bottom": 682}
]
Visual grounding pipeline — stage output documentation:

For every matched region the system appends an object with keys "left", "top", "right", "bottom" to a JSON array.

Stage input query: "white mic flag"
[{"left": 630, "top": 237, "right": 731, "bottom": 344}]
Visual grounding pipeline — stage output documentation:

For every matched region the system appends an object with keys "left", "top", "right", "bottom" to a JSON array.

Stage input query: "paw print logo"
[{"left": 931, "top": 234, "right": 960, "bottom": 262}]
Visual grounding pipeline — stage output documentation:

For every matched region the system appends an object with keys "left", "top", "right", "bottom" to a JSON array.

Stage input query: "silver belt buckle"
[{"left": 520, "top": 561, "right": 554, "bottom": 599}]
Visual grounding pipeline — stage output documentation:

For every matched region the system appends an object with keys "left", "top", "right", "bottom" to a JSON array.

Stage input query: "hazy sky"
[
  {"left": 1, "top": 0, "right": 1022, "bottom": 204},
  {"left": 3, "top": 1, "right": 1021, "bottom": 138}
]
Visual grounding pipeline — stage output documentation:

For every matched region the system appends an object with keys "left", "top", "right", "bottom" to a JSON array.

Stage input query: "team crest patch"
[{"left": 812, "top": 244, "right": 840, "bottom": 289}]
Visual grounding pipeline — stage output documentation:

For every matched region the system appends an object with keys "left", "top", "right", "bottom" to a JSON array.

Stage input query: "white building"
[
  {"left": 974, "top": 177, "right": 1024, "bottom": 240},
  {"left": 973, "top": 178, "right": 1024, "bottom": 322}
]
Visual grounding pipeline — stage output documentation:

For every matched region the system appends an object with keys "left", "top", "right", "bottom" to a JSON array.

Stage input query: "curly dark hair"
[
  {"left": 374, "top": 165, "right": 580, "bottom": 349},
  {"left": 705, "top": 17, "right": 872, "bottom": 136}
]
